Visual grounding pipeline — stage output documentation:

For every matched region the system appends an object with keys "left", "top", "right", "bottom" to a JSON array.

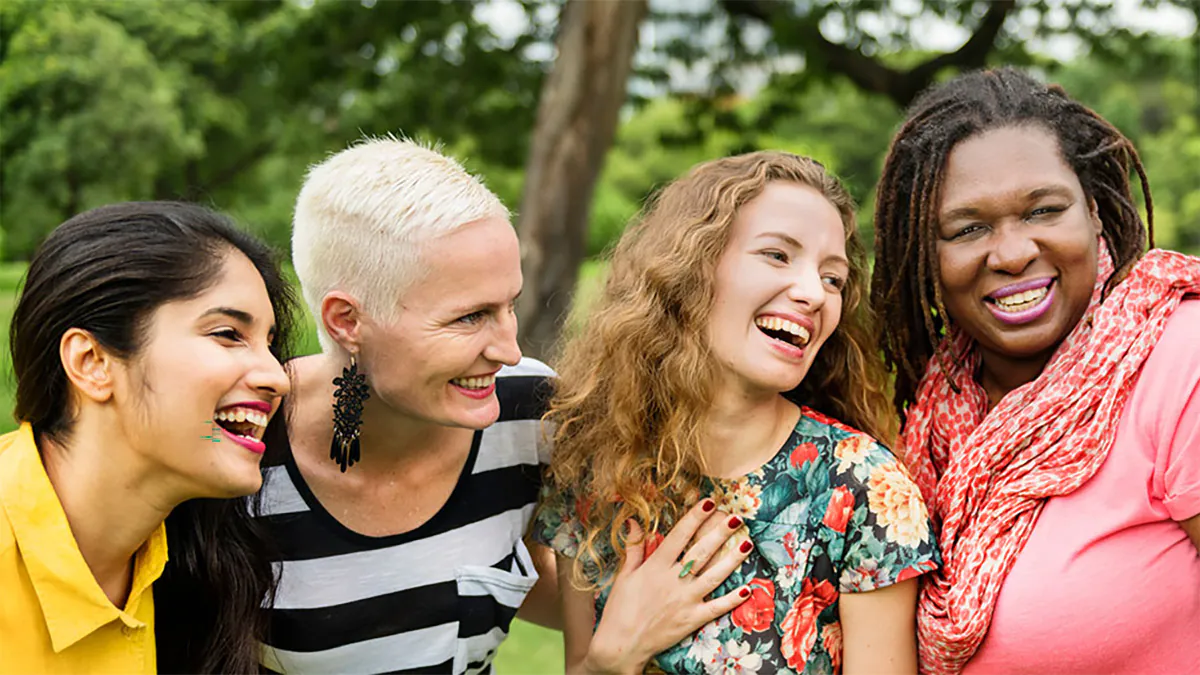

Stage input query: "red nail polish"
[
  {"left": 701, "top": 499, "right": 715, "bottom": 513},
  {"left": 739, "top": 540, "right": 753, "bottom": 554},
  {"left": 739, "top": 587, "right": 751, "bottom": 598},
  {"left": 727, "top": 516, "right": 742, "bottom": 529}
]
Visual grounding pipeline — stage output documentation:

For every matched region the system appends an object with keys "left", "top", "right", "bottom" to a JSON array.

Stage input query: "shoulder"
[
  {"left": 793, "top": 407, "right": 901, "bottom": 475},
  {"left": 495, "top": 358, "right": 556, "bottom": 422},
  {"left": 1151, "top": 298, "right": 1200, "bottom": 364},
  {"left": 0, "top": 494, "right": 13, "bottom": 560},
  {"left": 791, "top": 409, "right": 924, "bottom": 515},
  {"left": 0, "top": 430, "right": 30, "bottom": 557},
  {"left": 1134, "top": 299, "right": 1200, "bottom": 403}
]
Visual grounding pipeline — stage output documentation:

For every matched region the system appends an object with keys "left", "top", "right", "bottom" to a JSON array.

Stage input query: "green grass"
[
  {"left": 495, "top": 620, "right": 565, "bottom": 674},
  {"left": 0, "top": 264, "right": 23, "bottom": 434},
  {"left": 0, "top": 260, "right": 583, "bottom": 672}
]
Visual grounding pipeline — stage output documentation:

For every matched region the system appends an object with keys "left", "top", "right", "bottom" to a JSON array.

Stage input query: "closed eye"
[
  {"left": 1028, "top": 205, "right": 1066, "bottom": 219},
  {"left": 949, "top": 224, "right": 985, "bottom": 240},
  {"left": 210, "top": 328, "right": 243, "bottom": 343}
]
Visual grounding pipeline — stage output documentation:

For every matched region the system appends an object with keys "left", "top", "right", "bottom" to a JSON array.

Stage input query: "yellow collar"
[{"left": 0, "top": 423, "right": 168, "bottom": 652}]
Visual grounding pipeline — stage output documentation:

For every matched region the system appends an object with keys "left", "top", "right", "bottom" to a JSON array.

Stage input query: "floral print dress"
[{"left": 535, "top": 407, "right": 940, "bottom": 674}]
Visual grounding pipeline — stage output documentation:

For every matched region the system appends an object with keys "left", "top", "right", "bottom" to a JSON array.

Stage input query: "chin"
[
  {"left": 989, "top": 325, "right": 1071, "bottom": 359},
  {"left": 198, "top": 474, "right": 263, "bottom": 500},
  {"left": 223, "top": 454, "right": 269, "bottom": 493},
  {"left": 742, "top": 367, "right": 808, "bottom": 396},
  {"left": 445, "top": 404, "right": 501, "bottom": 430}
]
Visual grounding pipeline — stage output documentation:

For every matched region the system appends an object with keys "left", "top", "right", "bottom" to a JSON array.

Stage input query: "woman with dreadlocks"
[{"left": 871, "top": 67, "right": 1200, "bottom": 674}]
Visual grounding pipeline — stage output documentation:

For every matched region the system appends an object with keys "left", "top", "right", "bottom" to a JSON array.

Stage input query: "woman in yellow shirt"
[{"left": 0, "top": 202, "right": 295, "bottom": 673}]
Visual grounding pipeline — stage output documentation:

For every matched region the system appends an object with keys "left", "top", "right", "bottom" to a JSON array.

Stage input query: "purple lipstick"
[{"left": 985, "top": 277, "right": 1055, "bottom": 325}]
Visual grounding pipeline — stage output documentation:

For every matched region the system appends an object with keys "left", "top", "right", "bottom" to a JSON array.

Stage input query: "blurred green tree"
[
  {"left": 1, "top": 0, "right": 1195, "bottom": 358},
  {"left": 1, "top": 0, "right": 547, "bottom": 257}
]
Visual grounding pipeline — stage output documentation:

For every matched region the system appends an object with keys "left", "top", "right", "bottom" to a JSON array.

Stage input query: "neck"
[
  {"left": 700, "top": 383, "right": 797, "bottom": 478},
  {"left": 298, "top": 354, "right": 474, "bottom": 474},
  {"left": 976, "top": 347, "right": 1055, "bottom": 407},
  {"left": 39, "top": 418, "right": 173, "bottom": 609}
]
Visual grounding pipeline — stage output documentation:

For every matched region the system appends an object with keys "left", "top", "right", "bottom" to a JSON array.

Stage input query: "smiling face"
[
  {"left": 356, "top": 215, "right": 523, "bottom": 430},
  {"left": 707, "top": 181, "right": 849, "bottom": 398},
  {"left": 935, "top": 124, "right": 1103, "bottom": 363},
  {"left": 115, "top": 248, "right": 290, "bottom": 499}
]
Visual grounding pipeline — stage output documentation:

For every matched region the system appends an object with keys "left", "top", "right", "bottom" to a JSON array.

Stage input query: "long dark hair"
[
  {"left": 869, "top": 67, "right": 1152, "bottom": 420},
  {"left": 9, "top": 201, "right": 297, "bottom": 673}
]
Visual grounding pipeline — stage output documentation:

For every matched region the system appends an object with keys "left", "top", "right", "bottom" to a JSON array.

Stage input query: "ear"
[
  {"left": 320, "top": 291, "right": 365, "bottom": 353},
  {"left": 59, "top": 328, "right": 116, "bottom": 404},
  {"left": 1088, "top": 197, "right": 1103, "bottom": 236}
]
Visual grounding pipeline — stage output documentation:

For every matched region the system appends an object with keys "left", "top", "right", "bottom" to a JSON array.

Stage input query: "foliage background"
[{"left": 1, "top": 1, "right": 1197, "bottom": 672}]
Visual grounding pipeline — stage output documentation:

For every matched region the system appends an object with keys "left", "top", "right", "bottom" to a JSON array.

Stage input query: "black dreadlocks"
[{"left": 869, "top": 67, "right": 1153, "bottom": 421}]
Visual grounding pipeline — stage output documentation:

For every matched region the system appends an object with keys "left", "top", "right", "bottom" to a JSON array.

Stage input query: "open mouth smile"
[
  {"left": 984, "top": 277, "right": 1056, "bottom": 325},
  {"left": 212, "top": 402, "right": 270, "bottom": 453},
  {"left": 450, "top": 372, "right": 498, "bottom": 400},
  {"left": 754, "top": 315, "right": 812, "bottom": 349}
]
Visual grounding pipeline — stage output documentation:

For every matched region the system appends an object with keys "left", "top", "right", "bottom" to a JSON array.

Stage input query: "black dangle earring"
[{"left": 330, "top": 354, "right": 370, "bottom": 472}]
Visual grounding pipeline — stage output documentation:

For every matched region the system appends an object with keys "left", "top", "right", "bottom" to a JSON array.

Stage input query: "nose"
[
  {"left": 987, "top": 222, "right": 1039, "bottom": 275},
  {"left": 483, "top": 308, "right": 522, "bottom": 367},
  {"left": 785, "top": 266, "right": 826, "bottom": 311},
  {"left": 249, "top": 347, "right": 291, "bottom": 399}
]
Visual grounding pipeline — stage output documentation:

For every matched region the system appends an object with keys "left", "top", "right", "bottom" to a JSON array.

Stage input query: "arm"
[
  {"left": 560, "top": 554, "right": 608, "bottom": 674},
  {"left": 838, "top": 579, "right": 919, "bottom": 675},
  {"left": 516, "top": 538, "right": 563, "bottom": 629}
]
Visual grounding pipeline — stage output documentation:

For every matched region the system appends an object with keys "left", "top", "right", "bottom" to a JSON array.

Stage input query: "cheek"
[
  {"left": 935, "top": 242, "right": 975, "bottom": 287},
  {"left": 821, "top": 296, "right": 843, "bottom": 340}
]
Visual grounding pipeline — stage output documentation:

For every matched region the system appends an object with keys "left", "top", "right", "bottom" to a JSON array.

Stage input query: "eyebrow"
[
  {"left": 755, "top": 231, "right": 850, "bottom": 268},
  {"left": 201, "top": 307, "right": 255, "bottom": 324},
  {"left": 941, "top": 185, "right": 1075, "bottom": 222},
  {"left": 448, "top": 290, "right": 523, "bottom": 317}
]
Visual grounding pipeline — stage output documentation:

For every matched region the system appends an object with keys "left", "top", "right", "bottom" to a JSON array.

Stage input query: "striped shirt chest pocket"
[{"left": 453, "top": 538, "right": 539, "bottom": 674}]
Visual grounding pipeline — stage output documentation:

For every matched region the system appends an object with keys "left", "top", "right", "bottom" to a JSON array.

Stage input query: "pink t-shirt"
[{"left": 964, "top": 299, "right": 1200, "bottom": 674}]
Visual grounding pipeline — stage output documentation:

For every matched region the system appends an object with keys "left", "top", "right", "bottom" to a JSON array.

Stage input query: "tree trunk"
[{"left": 515, "top": 0, "right": 647, "bottom": 361}]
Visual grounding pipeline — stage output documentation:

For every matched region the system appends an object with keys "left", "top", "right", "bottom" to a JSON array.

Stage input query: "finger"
[
  {"left": 689, "top": 513, "right": 745, "bottom": 576},
  {"left": 695, "top": 584, "right": 753, "bottom": 625},
  {"left": 693, "top": 532, "right": 753, "bottom": 594},
  {"left": 680, "top": 506, "right": 728, "bottom": 557},
  {"left": 650, "top": 497, "right": 718, "bottom": 566},
  {"left": 676, "top": 514, "right": 746, "bottom": 579},
  {"left": 619, "top": 519, "right": 645, "bottom": 577}
]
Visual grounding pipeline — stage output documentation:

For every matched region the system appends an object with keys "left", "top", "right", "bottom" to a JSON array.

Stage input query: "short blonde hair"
[{"left": 292, "top": 135, "right": 509, "bottom": 352}]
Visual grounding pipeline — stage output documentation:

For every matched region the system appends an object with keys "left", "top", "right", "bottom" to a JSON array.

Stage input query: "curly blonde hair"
[{"left": 544, "top": 151, "right": 895, "bottom": 588}]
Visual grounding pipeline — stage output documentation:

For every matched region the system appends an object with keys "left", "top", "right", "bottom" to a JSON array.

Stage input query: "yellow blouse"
[{"left": 0, "top": 423, "right": 168, "bottom": 674}]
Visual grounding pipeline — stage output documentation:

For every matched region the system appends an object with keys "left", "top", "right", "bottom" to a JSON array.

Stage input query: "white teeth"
[
  {"left": 754, "top": 316, "right": 811, "bottom": 346},
  {"left": 993, "top": 286, "right": 1049, "bottom": 311},
  {"left": 451, "top": 375, "right": 496, "bottom": 390},
  {"left": 214, "top": 407, "right": 269, "bottom": 439}
]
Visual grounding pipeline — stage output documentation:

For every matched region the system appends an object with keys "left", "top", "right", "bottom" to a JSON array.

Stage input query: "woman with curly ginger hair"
[{"left": 537, "top": 151, "right": 940, "bottom": 674}]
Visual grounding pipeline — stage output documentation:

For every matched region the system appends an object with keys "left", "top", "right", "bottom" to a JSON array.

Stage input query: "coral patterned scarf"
[{"left": 900, "top": 247, "right": 1200, "bottom": 674}]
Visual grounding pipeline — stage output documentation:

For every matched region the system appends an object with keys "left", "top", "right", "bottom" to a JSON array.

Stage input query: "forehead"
[
  {"left": 940, "top": 125, "right": 1081, "bottom": 208},
  {"left": 152, "top": 250, "right": 274, "bottom": 324},
  {"left": 400, "top": 215, "right": 522, "bottom": 311},
  {"left": 730, "top": 181, "right": 846, "bottom": 250}
]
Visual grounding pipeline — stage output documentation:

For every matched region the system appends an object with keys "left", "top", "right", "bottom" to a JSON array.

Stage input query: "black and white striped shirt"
[{"left": 255, "top": 359, "right": 554, "bottom": 674}]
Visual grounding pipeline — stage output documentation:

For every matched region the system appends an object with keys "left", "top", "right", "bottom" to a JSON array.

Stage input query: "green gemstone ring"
[{"left": 678, "top": 559, "right": 696, "bottom": 578}]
